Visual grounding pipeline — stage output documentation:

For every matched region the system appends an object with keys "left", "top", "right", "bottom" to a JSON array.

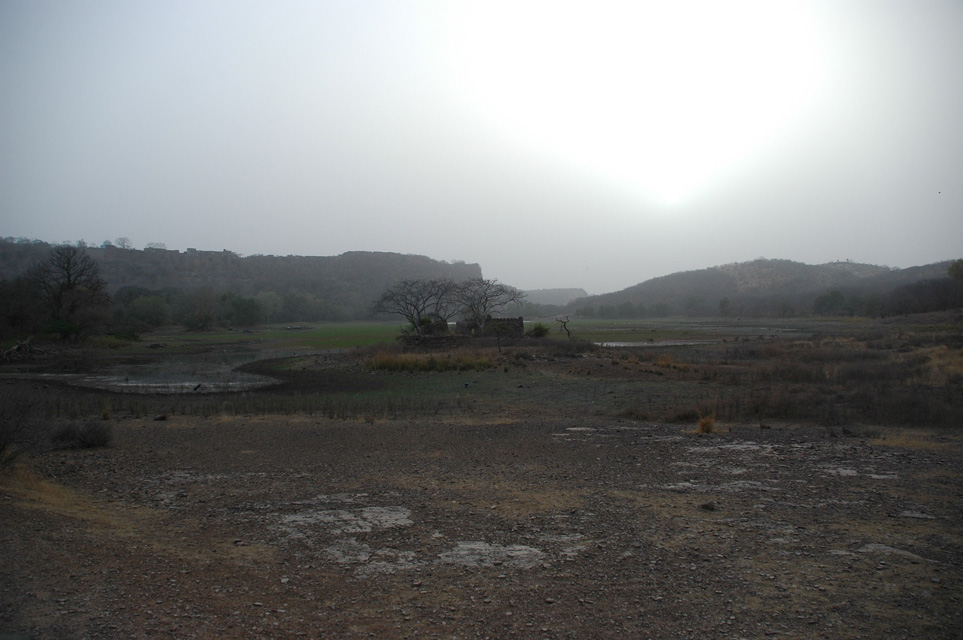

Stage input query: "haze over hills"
[
  {"left": 522, "top": 289, "right": 589, "bottom": 306},
  {"left": 565, "top": 258, "right": 960, "bottom": 318},
  {"left": 1, "top": 237, "right": 959, "bottom": 321},
  {"left": 0, "top": 238, "right": 480, "bottom": 321}
]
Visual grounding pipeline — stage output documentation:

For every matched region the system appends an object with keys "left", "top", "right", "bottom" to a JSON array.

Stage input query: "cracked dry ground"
[{"left": 2, "top": 414, "right": 962, "bottom": 639}]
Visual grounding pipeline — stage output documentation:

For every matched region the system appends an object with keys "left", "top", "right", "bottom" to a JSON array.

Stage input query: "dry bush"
[
  {"left": 365, "top": 347, "right": 495, "bottom": 372},
  {"left": 50, "top": 420, "right": 113, "bottom": 450},
  {"left": 697, "top": 412, "right": 717, "bottom": 434}
]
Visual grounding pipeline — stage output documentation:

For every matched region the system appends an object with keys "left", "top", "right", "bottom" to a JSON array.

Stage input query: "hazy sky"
[{"left": 2, "top": 1, "right": 961, "bottom": 294}]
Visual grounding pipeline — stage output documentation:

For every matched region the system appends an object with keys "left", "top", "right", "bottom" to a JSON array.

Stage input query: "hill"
[
  {"left": 522, "top": 288, "right": 588, "bottom": 306},
  {"left": 0, "top": 238, "right": 481, "bottom": 320},
  {"left": 567, "top": 258, "right": 961, "bottom": 317}
]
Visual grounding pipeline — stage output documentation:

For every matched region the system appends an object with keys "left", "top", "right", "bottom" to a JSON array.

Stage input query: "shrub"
[
  {"left": 50, "top": 421, "right": 113, "bottom": 450},
  {"left": 697, "top": 413, "right": 717, "bottom": 434},
  {"left": 545, "top": 338, "right": 599, "bottom": 357},
  {"left": 526, "top": 323, "right": 550, "bottom": 338}
]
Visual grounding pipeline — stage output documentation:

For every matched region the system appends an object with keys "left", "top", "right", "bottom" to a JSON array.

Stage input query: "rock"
[{"left": 892, "top": 510, "right": 935, "bottom": 520}]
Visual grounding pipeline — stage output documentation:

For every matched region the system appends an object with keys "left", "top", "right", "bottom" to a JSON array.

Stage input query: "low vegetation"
[
  {"left": 50, "top": 420, "right": 113, "bottom": 450},
  {"left": 365, "top": 346, "right": 495, "bottom": 372},
  {"left": 1, "top": 314, "right": 961, "bottom": 432}
]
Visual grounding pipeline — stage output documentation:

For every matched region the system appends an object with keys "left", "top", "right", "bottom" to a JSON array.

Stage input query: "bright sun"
[{"left": 439, "top": 1, "right": 823, "bottom": 205}]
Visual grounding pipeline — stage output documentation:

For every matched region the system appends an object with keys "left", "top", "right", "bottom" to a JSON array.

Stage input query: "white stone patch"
[
  {"left": 894, "top": 510, "right": 935, "bottom": 520},
  {"left": 324, "top": 539, "right": 374, "bottom": 564},
  {"left": 356, "top": 550, "right": 421, "bottom": 577},
  {"left": 723, "top": 480, "right": 779, "bottom": 492},
  {"left": 278, "top": 506, "right": 412, "bottom": 537},
  {"left": 664, "top": 481, "right": 704, "bottom": 492},
  {"left": 857, "top": 543, "right": 935, "bottom": 563},
  {"left": 303, "top": 493, "right": 369, "bottom": 504},
  {"left": 688, "top": 442, "right": 775, "bottom": 454},
  {"left": 540, "top": 533, "right": 588, "bottom": 559},
  {"left": 438, "top": 541, "right": 545, "bottom": 568},
  {"left": 663, "top": 480, "right": 778, "bottom": 493},
  {"left": 721, "top": 466, "right": 749, "bottom": 475},
  {"left": 822, "top": 467, "right": 858, "bottom": 477}
]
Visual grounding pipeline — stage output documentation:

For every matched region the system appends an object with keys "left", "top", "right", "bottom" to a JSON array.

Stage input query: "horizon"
[
  {"left": 2, "top": 233, "right": 952, "bottom": 298},
  {"left": 2, "top": 1, "right": 961, "bottom": 294}
]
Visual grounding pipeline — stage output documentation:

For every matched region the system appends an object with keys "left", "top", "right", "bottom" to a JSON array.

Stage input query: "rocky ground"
[{"left": 2, "top": 404, "right": 962, "bottom": 639}]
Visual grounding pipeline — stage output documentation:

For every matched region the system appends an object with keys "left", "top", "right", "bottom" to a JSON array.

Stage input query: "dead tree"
[{"left": 556, "top": 316, "right": 572, "bottom": 339}]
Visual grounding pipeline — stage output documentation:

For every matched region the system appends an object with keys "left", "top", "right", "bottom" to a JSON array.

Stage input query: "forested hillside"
[
  {"left": 568, "top": 258, "right": 962, "bottom": 318},
  {"left": 0, "top": 238, "right": 481, "bottom": 327}
]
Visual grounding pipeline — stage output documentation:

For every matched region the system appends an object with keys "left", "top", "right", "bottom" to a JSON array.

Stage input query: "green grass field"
[{"left": 91, "top": 322, "right": 407, "bottom": 355}]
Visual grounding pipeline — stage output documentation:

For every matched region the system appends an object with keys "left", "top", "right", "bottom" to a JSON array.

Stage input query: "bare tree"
[
  {"left": 26, "top": 245, "right": 111, "bottom": 341},
  {"left": 115, "top": 237, "right": 133, "bottom": 250},
  {"left": 454, "top": 278, "right": 524, "bottom": 335},
  {"left": 373, "top": 278, "right": 458, "bottom": 335},
  {"left": 556, "top": 315, "right": 572, "bottom": 339}
]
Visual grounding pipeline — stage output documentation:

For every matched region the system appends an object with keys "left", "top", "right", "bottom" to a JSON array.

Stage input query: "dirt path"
[{"left": 2, "top": 414, "right": 962, "bottom": 639}]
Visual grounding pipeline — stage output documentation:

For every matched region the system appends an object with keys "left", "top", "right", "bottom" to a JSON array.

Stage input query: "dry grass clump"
[
  {"left": 910, "top": 345, "right": 963, "bottom": 385},
  {"left": 697, "top": 412, "right": 717, "bottom": 434},
  {"left": 654, "top": 354, "right": 690, "bottom": 370},
  {"left": 50, "top": 420, "right": 113, "bottom": 450},
  {"left": 365, "top": 347, "right": 495, "bottom": 372},
  {"left": 0, "top": 465, "right": 77, "bottom": 509}
]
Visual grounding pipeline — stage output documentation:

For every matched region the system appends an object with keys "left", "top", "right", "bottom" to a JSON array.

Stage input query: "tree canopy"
[
  {"left": 25, "top": 245, "right": 111, "bottom": 340},
  {"left": 374, "top": 277, "right": 524, "bottom": 335}
]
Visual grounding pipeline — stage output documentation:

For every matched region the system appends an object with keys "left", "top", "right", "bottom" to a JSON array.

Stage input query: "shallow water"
[
  {"left": 10, "top": 350, "right": 286, "bottom": 394},
  {"left": 596, "top": 339, "right": 718, "bottom": 348},
  {"left": 88, "top": 349, "right": 290, "bottom": 393}
]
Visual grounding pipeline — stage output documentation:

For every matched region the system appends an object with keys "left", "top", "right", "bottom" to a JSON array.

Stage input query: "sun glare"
[{"left": 439, "top": 1, "right": 823, "bottom": 205}]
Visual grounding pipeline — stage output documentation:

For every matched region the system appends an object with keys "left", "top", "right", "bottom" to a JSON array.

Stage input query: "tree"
[
  {"left": 373, "top": 279, "right": 458, "bottom": 335},
  {"left": 719, "top": 297, "right": 732, "bottom": 317},
  {"left": 115, "top": 237, "right": 133, "bottom": 250},
  {"left": 179, "top": 287, "right": 220, "bottom": 330},
  {"left": 813, "top": 290, "right": 846, "bottom": 316},
  {"left": 226, "top": 295, "right": 262, "bottom": 327},
  {"left": 949, "top": 259, "right": 963, "bottom": 282},
  {"left": 556, "top": 316, "right": 572, "bottom": 338},
  {"left": 454, "top": 278, "right": 524, "bottom": 335},
  {"left": 0, "top": 278, "right": 43, "bottom": 333},
  {"left": 26, "top": 245, "right": 110, "bottom": 340}
]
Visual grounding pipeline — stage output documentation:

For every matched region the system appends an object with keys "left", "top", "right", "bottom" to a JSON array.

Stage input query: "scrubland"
[{"left": 1, "top": 314, "right": 961, "bottom": 638}]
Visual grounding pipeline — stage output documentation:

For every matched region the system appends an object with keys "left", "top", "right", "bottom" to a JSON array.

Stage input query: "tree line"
[
  {"left": 373, "top": 278, "right": 524, "bottom": 336},
  {"left": 0, "top": 245, "right": 346, "bottom": 340},
  {"left": 0, "top": 246, "right": 528, "bottom": 342},
  {"left": 0, "top": 237, "right": 482, "bottom": 325}
]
